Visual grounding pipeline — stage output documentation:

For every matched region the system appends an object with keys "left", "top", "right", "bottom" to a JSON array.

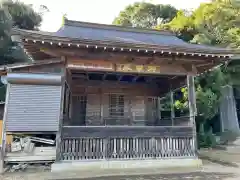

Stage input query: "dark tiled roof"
[
  {"left": 12, "top": 19, "right": 235, "bottom": 55},
  {"left": 55, "top": 19, "right": 227, "bottom": 52}
]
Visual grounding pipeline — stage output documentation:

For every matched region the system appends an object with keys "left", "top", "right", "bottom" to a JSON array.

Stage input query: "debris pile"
[
  {"left": 5, "top": 163, "right": 51, "bottom": 173},
  {"left": 9, "top": 136, "right": 55, "bottom": 153},
  {"left": 4, "top": 135, "right": 55, "bottom": 173}
]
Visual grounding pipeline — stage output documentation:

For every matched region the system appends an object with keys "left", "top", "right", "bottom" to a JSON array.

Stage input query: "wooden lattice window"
[{"left": 109, "top": 94, "right": 124, "bottom": 117}]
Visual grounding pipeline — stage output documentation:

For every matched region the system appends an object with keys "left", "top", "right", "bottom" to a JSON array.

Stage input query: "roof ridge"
[{"left": 63, "top": 18, "right": 175, "bottom": 36}]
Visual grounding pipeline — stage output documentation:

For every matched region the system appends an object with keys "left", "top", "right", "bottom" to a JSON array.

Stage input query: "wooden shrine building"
[{"left": 0, "top": 19, "right": 236, "bottom": 172}]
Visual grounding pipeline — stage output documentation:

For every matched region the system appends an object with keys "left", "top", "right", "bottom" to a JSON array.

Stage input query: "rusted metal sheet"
[{"left": 6, "top": 73, "right": 63, "bottom": 85}]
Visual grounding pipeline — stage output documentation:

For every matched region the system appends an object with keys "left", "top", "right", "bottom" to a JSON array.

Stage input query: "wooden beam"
[
  {"left": 145, "top": 56, "right": 155, "bottom": 64},
  {"left": 24, "top": 42, "right": 225, "bottom": 65},
  {"left": 181, "top": 64, "right": 198, "bottom": 75},
  {"left": 170, "top": 90, "right": 175, "bottom": 126},
  {"left": 187, "top": 75, "right": 197, "bottom": 151},
  {"left": 41, "top": 46, "right": 218, "bottom": 65},
  {"left": 40, "top": 48, "right": 61, "bottom": 57},
  {"left": 68, "top": 58, "right": 198, "bottom": 75},
  {"left": 62, "top": 126, "right": 194, "bottom": 138}
]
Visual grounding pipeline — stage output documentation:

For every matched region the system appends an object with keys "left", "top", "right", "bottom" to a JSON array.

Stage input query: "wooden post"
[
  {"left": 170, "top": 90, "right": 175, "bottom": 126},
  {"left": 55, "top": 57, "right": 66, "bottom": 162},
  {"left": 157, "top": 97, "right": 161, "bottom": 122},
  {"left": 0, "top": 82, "right": 10, "bottom": 174},
  {"left": 100, "top": 89, "right": 104, "bottom": 125},
  {"left": 128, "top": 95, "right": 133, "bottom": 125},
  {"left": 187, "top": 75, "right": 197, "bottom": 153}
]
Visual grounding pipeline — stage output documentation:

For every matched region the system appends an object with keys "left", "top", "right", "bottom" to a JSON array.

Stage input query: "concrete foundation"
[{"left": 51, "top": 158, "right": 202, "bottom": 173}]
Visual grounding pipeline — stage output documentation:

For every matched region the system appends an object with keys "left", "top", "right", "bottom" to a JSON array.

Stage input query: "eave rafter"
[
  {"left": 11, "top": 29, "right": 236, "bottom": 76},
  {"left": 21, "top": 40, "right": 231, "bottom": 75},
  {"left": 22, "top": 37, "right": 234, "bottom": 59}
]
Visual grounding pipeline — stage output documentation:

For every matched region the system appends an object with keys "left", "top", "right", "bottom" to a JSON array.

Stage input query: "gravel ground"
[{"left": 1, "top": 161, "right": 240, "bottom": 180}]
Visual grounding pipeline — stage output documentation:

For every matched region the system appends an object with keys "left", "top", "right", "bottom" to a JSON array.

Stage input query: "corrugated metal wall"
[
  {"left": 4, "top": 73, "right": 63, "bottom": 132},
  {"left": 5, "top": 84, "right": 62, "bottom": 132}
]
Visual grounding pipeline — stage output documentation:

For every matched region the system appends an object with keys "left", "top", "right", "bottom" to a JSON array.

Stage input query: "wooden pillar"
[
  {"left": 0, "top": 69, "right": 12, "bottom": 174},
  {"left": 100, "top": 89, "right": 104, "bottom": 125},
  {"left": 157, "top": 97, "right": 161, "bottom": 121},
  {"left": 170, "top": 90, "right": 175, "bottom": 126},
  {"left": 0, "top": 83, "right": 10, "bottom": 174},
  {"left": 128, "top": 95, "right": 133, "bottom": 125},
  {"left": 55, "top": 57, "right": 66, "bottom": 162},
  {"left": 66, "top": 85, "right": 70, "bottom": 119},
  {"left": 187, "top": 75, "right": 197, "bottom": 153}
]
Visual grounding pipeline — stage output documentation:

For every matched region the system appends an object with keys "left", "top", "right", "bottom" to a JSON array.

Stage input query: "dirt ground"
[{"left": 1, "top": 161, "right": 240, "bottom": 180}]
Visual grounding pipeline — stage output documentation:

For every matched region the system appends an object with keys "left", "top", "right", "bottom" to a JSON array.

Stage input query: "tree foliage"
[
  {"left": 114, "top": 0, "right": 240, "bottom": 127},
  {"left": 2, "top": 0, "right": 42, "bottom": 30},
  {"left": 161, "top": 0, "right": 240, "bottom": 124},
  {"left": 162, "top": 10, "right": 196, "bottom": 42},
  {"left": 0, "top": 6, "right": 12, "bottom": 54},
  {"left": 162, "top": 0, "right": 240, "bottom": 47},
  {"left": 113, "top": 2, "right": 177, "bottom": 28},
  {"left": 0, "top": 0, "right": 46, "bottom": 65},
  {"left": 0, "top": 1, "right": 46, "bottom": 101}
]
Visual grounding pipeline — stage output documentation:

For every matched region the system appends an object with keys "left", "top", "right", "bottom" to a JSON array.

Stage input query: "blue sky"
[{"left": 21, "top": 0, "right": 210, "bottom": 32}]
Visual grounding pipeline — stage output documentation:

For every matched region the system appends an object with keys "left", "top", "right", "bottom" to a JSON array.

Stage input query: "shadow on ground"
[{"left": 61, "top": 172, "right": 236, "bottom": 180}]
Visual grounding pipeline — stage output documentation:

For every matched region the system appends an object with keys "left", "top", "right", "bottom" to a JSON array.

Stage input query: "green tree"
[
  {"left": 3, "top": 0, "right": 42, "bottom": 30},
  {"left": 162, "top": 10, "right": 196, "bottom": 42},
  {"left": 0, "top": 1, "right": 47, "bottom": 101},
  {"left": 113, "top": 2, "right": 177, "bottom": 28},
  {"left": 0, "top": 0, "right": 47, "bottom": 65},
  {"left": 174, "top": 68, "right": 227, "bottom": 123},
  {"left": 0, "top": 5, "right": 12, "bottom": 54},
  {"left": 162, "top": 0, "right": 240, "bottom": 120},
  {"left": 113, "top": 1, "right": 239, "bottom": 126},
  {"left": 162, "top": 0, "right": 240, "bottom": 47},
  {"left": 156, "top": 1, "right": 240, "bottom": 142}
]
